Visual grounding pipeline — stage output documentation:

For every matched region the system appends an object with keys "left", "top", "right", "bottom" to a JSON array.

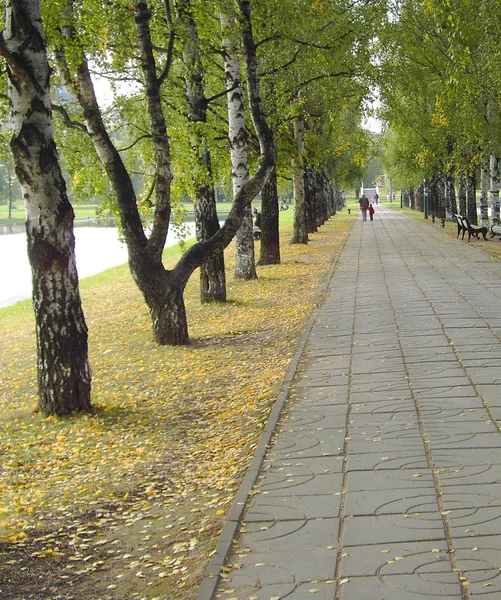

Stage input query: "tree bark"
[
  {"left": 221, "top": 10, "right": 257, "bottom": 280},
  {"left": 194, "top": 157, "right": 227, "bottom": 303},
  {"left": 259, "top": 165, "right": 280, "bottom": 265},
  {"left": 466, "top": 171, "right": 477, "bottom": 225},
  {"left": 291, "top": 110, "right": 308, "bottom": 244},
  {"left": 177, "top": 0, "right": 226, "bottom": 302},
  {"left": 445, "top": 170, "right": 457, "bottom": 218},
  {"left": 458, "top": 171, "right": 467, "bottom": 216},
  {"left": 304, "top": 168, "right": 318, "bottom": 234},
  {"left": 1, "top": 0, "right": 91, "bottom": 415},
  {"left": 490, "top": 154, "right": 500, "bottom": 226},
  {"left": 437, "top": 172, "right": 446, "bottom": 220},
  {"left": 480, "top": 158, "right": 489, "bottom": 228}
]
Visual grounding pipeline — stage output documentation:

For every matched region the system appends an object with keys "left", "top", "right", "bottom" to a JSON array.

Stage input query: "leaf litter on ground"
[{"left": 0, "top": 217, "right": 352, "bottom": 600}]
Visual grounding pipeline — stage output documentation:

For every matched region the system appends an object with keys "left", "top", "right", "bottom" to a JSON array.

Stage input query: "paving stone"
[
  {"left": 294, "top": 374, "right": 351, "bottom": 388},
  {"left": 289, "top": 385, "right": 349, "bottom": 406},
  {"left": 427, "top": 432, "right": 501, "bottom": 450},
  {"left": 255, "top": 472, "right": 343, "bottom": 496},
  {"left": 345, "top": 451, "right": 430, "bottom": 473},
  {"left": 338, "top": 573, "right": 462, "bottom": 599},
  {"left": 269, "top": 431, "right": 346, "bottom": 459},
  {"left": 262, "top": 455, "right": 345, "bottom": 475},
  {"left": 239, "top": 518, "right": 339, "bottom": 554},
  {"left": 447, "top": 506, "right": 501, "bottom": 538},
  {"left": 219, "top": 548, "right": 337, "bottom": 587},
  {"left": 245, "top": 493, "right": 341, "bottom": 521},
  {"left": 339, "top": 540, "right": 451, "bottom": 577},
  {"left": 217, "top": 581, "right": 339, "bottom": 600},
  {"left": 342, "top": 514, "right": 445, "bottom": 546}
]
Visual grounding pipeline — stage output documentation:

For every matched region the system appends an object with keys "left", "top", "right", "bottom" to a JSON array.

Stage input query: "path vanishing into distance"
[{"left": 198, "top": 204, "right": 501, "bottom": 600}]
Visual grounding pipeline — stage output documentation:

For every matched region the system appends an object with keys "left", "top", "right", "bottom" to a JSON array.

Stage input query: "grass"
[
  {"left": 0, "top": 207, "right": 354, "bottom": 600},
  {"left": 0, "top": 202, "right": 244, "bottom": 225}
]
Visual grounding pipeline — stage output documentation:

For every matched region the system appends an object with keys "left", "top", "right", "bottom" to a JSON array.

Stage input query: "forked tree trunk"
[
  {"left": 57, "top": 0, "right": 273, "bottom": 345},
  {"left": 1, "top": 0, "right": 91, "bottom": 415}
]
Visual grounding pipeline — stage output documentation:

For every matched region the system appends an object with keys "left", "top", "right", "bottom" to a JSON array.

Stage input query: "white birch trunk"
[
  {"left": 221, "top": 11, "right": 256, "bottom": 279},
  {"left": 2, "top": 0, "right": 91, "bottom": 415},
  {"left": 490, "top": 153, "right": 500, "bottom": 226}
]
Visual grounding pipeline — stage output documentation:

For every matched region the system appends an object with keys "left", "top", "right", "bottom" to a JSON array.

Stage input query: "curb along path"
[{"left": 198, "top": 205, "right": 501, "bottom": 600}]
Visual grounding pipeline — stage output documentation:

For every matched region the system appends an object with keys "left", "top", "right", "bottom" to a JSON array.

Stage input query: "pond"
[{"left": 0, "top": 225, "right": 194, "bottom": 308}]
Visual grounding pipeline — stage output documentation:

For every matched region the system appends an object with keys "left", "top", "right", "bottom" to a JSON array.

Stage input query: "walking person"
[
  {"left": 359, "top": 194, "right": 369, "bottom": 221},
  {"left": 368, "top": 203, "right": 375, "bottom": 221}
]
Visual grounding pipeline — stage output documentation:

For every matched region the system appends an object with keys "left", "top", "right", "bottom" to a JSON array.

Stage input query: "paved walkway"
[{"left": 198, "top": 205, "right": 501, "bottom": 600}]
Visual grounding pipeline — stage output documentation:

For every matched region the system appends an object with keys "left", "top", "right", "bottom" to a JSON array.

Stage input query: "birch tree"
[
  {"left": 221, "top": 8, "right": 256, "bottom": 280},
  {"left": 0, "top": 0, "right": 91, "bottom": 415},
  {"left": 51, "top": 0, "right": 273, "bottom": 344},
  {"left": 177, "top": 0, "right": 226, "bottom": 302}
]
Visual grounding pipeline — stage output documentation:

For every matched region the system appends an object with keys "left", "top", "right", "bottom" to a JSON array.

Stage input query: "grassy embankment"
[{"left": 0, "top": 203, "right": 357, "bottom": 599}]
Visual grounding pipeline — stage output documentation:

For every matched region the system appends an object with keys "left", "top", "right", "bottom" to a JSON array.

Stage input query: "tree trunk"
[
  {"left": 2, "top": 0, "right": 91, "bottom": 415},
  {"left": 428, "top": 178, "right": 437, "bottom": 217},
  {"left": 466, "top": 171, "right": 477, "bottom": 225},
  {"left": 316, "top": 171, "right": 329, "bottom": 226},
  {"left": 221, "top": 10, "right": 257, "bottom": 280},
  {"left": 446, "top": 170, "right": 457, "bottom": 218},
  {"left": 178, "top": 0, "right": 226, "bottom": 302},
  {"left": 480, "top": 159, "right": 489, "bottom": 228},
  {"left": 304, "top": 168, "right": 318, "bottom": 234},
  {"left": 490, "top": 154, "right": 500, "bottom": 226},
  {"left": 437, "top": 173, "right": 446, "bottom": 221},
  {"left": 259, "top": 165, "right": 280, "bottom": 265},
  {"left": 134, "top": 258, "right": 189, "bottom": 345},
  {"left": 291, "top": 111, "right": 308, "bottom": 244},
  {"left": 416, "top": 184, "right": 423, "bottom": 212},
  {"left": 329, "top": 184, "right": 337, "bottom": 217},
  {"left": 194, "top": 162, "right": 226, "bottom": 303},
  {"left": 458, "top": 171, "right": 467, "bottom": 215}
]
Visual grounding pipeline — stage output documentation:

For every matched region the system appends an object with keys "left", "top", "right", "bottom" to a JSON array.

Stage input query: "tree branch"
[{"left": 51, "top": 103, "right": 87, "bottom": 132}]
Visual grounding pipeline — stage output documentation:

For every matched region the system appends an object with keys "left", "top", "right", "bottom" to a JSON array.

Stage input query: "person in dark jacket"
[
  {"left": 252, "top": 208, "right": 261, "bottom": 239},
  {"left": 359, "top": 195, "right": 369, "bottom": 221}
]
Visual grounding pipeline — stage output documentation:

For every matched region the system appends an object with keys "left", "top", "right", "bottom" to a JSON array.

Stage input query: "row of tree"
[
  {"left": 378, "top": 0, "right": 501, "bottom": 227},
  {"left": 0, "top": 0, "right": 381, "bottom": 415}
]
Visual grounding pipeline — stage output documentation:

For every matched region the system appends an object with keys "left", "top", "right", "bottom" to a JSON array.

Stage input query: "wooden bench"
[
  {"left": 455, "top": 214, "right": 488, "bottom": 242},
  {"left": 491, "top": 224, "right": 501, "bottom": 239}
]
